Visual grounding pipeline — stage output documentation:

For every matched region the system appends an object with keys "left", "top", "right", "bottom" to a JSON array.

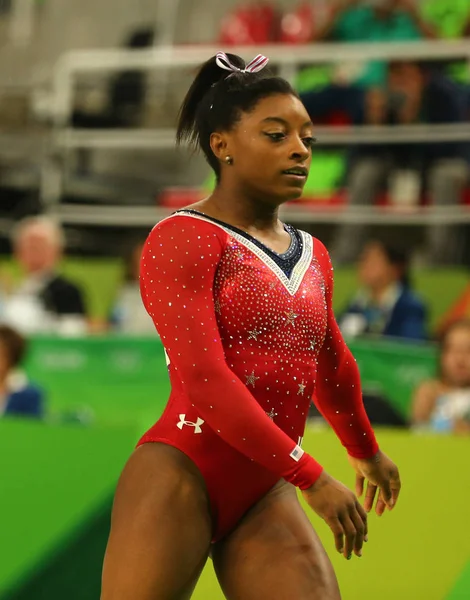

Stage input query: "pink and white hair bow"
[{"left": 216, "top": 51, "right": 269, "bottom": 75}]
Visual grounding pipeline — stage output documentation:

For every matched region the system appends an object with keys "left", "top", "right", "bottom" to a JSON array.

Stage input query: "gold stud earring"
[{"left": 225, "top": 156, "right": 233, "bottom": 165}]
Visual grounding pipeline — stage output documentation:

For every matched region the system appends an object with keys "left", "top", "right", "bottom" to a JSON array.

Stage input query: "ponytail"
[{"left": 176, "top": 53, "right": 245, "bottom": 150}]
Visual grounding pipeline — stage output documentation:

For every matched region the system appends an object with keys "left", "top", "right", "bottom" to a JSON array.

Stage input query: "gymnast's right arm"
[{"left": 140, "top": 217, "right": 322, "bottom": 490}]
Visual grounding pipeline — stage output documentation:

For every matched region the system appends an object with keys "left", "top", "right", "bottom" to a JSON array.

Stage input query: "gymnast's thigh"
[
  {"left": 212, "top": 480, "right": 341, "bottom": 600},
  {"left": 101, "top": 443, "right": 212, "bottom": 600}
]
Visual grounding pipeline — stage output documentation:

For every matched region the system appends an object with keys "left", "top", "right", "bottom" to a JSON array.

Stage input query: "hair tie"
[{"left": 215, "top": 51, "right": 269, "bottom": 75}]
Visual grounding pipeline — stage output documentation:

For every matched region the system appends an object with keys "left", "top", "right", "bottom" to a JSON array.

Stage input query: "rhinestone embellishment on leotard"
[
  {"left": 284, "top": 309, "right": 298, "bottom": 328},
  {"left": 139, "top": 211, "right": 378, "bottom": 473},
  {"left": 245, "top": 370, "right": 260, "bottom": 387},
  {"left": 266, "top": 408, "right": 278, "bottom": 420}
]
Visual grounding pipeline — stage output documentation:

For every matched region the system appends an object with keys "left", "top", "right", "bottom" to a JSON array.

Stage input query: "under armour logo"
[{"left": 177, "top": 414, "right": 204, "bottom": 434}]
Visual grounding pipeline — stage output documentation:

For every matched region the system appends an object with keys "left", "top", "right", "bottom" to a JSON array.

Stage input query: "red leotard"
[{"left": 138, "top": 210, "right": 378, "bottom": 541}]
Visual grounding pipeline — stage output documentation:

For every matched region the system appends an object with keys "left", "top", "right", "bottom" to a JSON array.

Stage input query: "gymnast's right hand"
[{"left": 301, "top": 471, "right": 367, "bottom": 560}]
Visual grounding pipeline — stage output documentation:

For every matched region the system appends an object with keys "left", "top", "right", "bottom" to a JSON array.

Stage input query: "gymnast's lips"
[{"left": 282, "top": 166, "right": 308, "bottom": 179}]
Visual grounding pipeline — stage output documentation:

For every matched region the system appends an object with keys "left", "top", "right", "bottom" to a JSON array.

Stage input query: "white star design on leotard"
[
  {"left": 309, "top": 339, "right": 316, "bottom": 351},
  {"left": 245, "top": 370, "right": 260, "bottom": 388},
  {"left": 247, "top": 329, "right": 262, "bottom": 341},
  {"left": 266, "top": 408, "right": 278, "bottom": 420},
  {"left": 284, "top": 309, "right": 298, "bottom": 327},
  {"left": 297, "top": 381, "right": 307, "bottom": 396}
]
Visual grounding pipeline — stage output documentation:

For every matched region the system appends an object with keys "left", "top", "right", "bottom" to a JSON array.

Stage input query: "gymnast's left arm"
[{"left": 313, "top": 239, "right": 401, "bottom": 515}]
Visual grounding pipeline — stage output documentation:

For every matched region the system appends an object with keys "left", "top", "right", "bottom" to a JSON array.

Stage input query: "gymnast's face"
[{"left": 211, "top": 94, "right": 314, "bottom": 204}]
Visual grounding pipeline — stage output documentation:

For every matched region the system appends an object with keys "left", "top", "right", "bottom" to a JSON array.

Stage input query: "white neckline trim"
[{"left": 169, "top": 211, "right": 313, "bottom": 296}]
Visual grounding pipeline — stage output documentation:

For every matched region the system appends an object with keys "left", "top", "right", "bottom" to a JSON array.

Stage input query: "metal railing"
[
  {"left": 54, "top": 202, "right": 470, "bottom": 227},
  {"left": 44, "top": 39, "right": 470, "bottom": 225},
  {"left": 52, "top": 39, "right": 470, "bottom": 125},
  {"left": 56, "top": 123, "right": 470, "bottom": 151}
]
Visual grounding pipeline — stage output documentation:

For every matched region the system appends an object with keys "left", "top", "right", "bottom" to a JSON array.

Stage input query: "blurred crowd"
[
  {"left": 1, "top": 0, "right": 470, "bottom": 435},
  {"left": 72, "top": 0, "right": 470, "bottom": 266},
  {"left": 220, "top": 0, "right": 470, "bottom": 47},
  {"left": 0, "top": 217, "right": 154, "bottom": 422},
  {"left": 217, "top": 0, "right": 470, "bottom": 266},
  {"left": 0, "top": 217, "right": 153, "bottom": 338},
  {"left": 413, "top": 319, "right": 470, "bottom": 433}
]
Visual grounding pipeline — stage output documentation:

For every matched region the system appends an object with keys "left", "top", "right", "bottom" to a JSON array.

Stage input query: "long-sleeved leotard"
[{"left": 139, "top": 210, "right": 378, "bottom": 540}]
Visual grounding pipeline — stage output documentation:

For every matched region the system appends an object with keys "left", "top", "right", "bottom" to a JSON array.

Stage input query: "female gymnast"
[{"left": 101, "top": 52, "right": 401, "bottom": 600}]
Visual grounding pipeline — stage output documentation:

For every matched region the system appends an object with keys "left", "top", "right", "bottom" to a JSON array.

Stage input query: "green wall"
[
  {"left": 24, "top": 336, "right": 436, "bottom": 423},
  {"left": 2, "top": 424, "right": 470, "bottom": 600},
  {"left": 0, "top": 420, "right": 138, "bottom": 598}
]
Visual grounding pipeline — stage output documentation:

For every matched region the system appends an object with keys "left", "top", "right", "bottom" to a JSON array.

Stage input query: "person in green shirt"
[{"left": 313, "top": 0, "right": 436, "bottom": 87}]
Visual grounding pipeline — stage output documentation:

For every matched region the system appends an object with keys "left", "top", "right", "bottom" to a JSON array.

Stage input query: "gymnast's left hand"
[{"left": 348, "top": 451, "right": 401, "bottom": 517}]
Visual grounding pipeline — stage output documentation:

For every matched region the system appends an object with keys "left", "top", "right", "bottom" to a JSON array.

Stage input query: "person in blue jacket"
[
  {"left": 339, "top": 240, "right": 427, "bottom": 341},
  {"left": 0, "top": 325, "right": 44, "bottom": 419}
]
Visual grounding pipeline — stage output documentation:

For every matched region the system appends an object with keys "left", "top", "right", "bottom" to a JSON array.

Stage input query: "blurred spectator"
[
  {"left": 312, "top": 0, "right": 436, "bottom": 87},
  {"left": 339, "top": 240, "right": 427, "bottom": 341},
  {"left": 219, "top": 2, "right": 279, "bottom": 46},
  {"left": 71, "top": 26, "right": 155, "bottom": 175},
  {"left": 110, "top": 240, "right": 155, "bottom": 335},
  {"left": 72, "top": 26, "right": 155, "bottom": 129},
  {"left": 279, "top": 2, "right": 315, "bottom": 44},
  {"left": 412, "top": 319, "right": 470, "bottom": 434},
  {"left": 0, "top": 325, "right": 44, "bottom": 419},
  {"left": 331, "top": 61, "right": 469, "bottom": 265},
  {"left": 1, "top": 216, "right": 87, "bottom": 336}
]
